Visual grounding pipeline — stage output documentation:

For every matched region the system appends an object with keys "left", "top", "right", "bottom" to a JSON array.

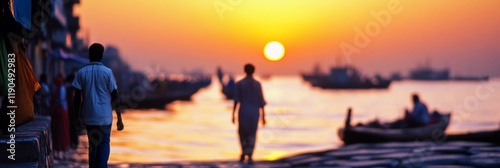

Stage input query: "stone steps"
[{"left": 0, "top": 116, "right": 52, "bottom": 168}]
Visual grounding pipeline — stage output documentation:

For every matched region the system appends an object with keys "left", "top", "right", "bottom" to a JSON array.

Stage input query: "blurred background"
[{"left": 6, "top": 0, "right": 500, "bottom": 164}]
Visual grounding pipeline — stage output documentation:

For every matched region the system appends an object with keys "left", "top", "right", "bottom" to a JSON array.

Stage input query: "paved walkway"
[{"left": 55, "top": 140, "right": 500, "bottom": 168}]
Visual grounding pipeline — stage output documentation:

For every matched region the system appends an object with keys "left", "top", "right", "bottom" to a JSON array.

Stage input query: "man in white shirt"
[
  {"left": 405, "top": 94, "right": 430, "bottom": 127},
  {"left": 73, "top": 43, "right": 124, "bottom": 168}
]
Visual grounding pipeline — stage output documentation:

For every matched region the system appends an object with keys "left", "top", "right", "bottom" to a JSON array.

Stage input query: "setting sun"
[{"left": 264, "top": 41, "right": 285, "bottom": 61}]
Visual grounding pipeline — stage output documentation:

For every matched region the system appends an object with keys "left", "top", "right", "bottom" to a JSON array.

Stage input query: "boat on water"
[
  {"left": 130, "top": 74, "right": 211, "bottom": 109},
  {"left": 452, "top": 76, "right": 490, "bottom": 81},
  {"left": 301, "top": 64, "right": 325, "bottom": 83},
  {"left": 338, "top": 109, "right": 451, "bottom": 144},
  {"left": 216, "top": 67, "right": 235, "bottom": 99},
  {"left": 221, "top": 86, "right": 234, "bottom": 100},
  {"left": 409, "top": 63, "right": 489, "bottom": 81},
  {"left": 409, "top": 66, "right": 450, "bottom": 80},
  {"left": 301, "top": 65, "right": 392, "bottom": 89},
  {"left": 134, "top": 88, "right": 200, "bottom": 109}
]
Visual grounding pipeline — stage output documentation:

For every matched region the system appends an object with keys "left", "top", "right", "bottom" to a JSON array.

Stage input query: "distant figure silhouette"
[
  {"left": 51, "top": 75, "right": 70, "bottom": 160},
  {"left": 217, "top": 66, "right": 224, "bottom": 84},
  {"left": 228, "top": 75, "right": 236, "bottom": 91},
  {"left": 405, "top": 94, "right": 430, "bottom": 127},
  {"left": 232, "top": 64, "right": 266, "bottom": 164}
]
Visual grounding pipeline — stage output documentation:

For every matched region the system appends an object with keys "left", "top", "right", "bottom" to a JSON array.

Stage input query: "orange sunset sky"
[{"left": 76, "top": 0, "right": 500, "bottom": 76}]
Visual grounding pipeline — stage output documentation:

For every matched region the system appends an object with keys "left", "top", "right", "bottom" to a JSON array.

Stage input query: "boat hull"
[
  {"left": 132, "top": 89, "right": 200, "bottom": 109},
  {"left": 339, "top": 114, "right": 451, "bottom": 144},
  {"left": 301, "top": 74, "right": 392, "bottom": 89},
  {"left": 315, "top": 80, "right": 392, "bottom": 89},
  {"left": 221, "top": 87, "right": 234, "bottom": 100}
]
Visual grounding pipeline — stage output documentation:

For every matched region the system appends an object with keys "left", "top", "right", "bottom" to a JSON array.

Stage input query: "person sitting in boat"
[{"left": 405, "top": 94, "right": 430, "bottom": 127}]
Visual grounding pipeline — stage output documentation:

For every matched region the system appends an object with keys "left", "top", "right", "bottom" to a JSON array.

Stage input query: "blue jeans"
[{"left": 86, "top": 125, "right": 111, "bottom": 168}]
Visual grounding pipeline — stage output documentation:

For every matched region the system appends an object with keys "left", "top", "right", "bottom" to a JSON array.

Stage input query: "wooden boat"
[
  {"left": 134, "top": 88, "right": 200, "bottom": 109},
  {"left": 313, "top": 79, "right": 391, "bottom": 89},
  {"left": 130, "top": 76, "right": 211, "bottom": 109},
  {"left": 302, "top": 66, "right": 392, "bottom": 89},
  {"left": 216, "top": 67, "right": 235, "bottom": 100},
  {"left": 221, "top": 86, "right": 234, "bottom": 100},
  {"left": 338, "top": 109, "right": 451, "bottom": 144}
]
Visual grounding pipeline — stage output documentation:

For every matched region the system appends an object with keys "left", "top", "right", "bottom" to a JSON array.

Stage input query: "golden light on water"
[
  {"left": 264, "top": 151, "right": 288, "bottom": 161},
  {"left": 101, "top": 77, "right": 500, "bottom": 164},
  {"left": 264, "top": 41, "right": 285, "bottom": 61}
]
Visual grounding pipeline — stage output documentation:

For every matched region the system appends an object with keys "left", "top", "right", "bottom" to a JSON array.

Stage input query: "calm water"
[{"left": 106, "top": 76, "right": 500, "bottom": 164}]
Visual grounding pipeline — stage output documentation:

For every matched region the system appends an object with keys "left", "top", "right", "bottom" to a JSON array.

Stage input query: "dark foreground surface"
[{"left": 55, "top": 140, "right": 500, "bottom": 168}]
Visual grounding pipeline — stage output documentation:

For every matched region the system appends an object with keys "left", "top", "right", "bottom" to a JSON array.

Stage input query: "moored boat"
[
  {"left": 221, "top": 86, "right": 234, "bottom": 100},
  {"left": 216, "top": 67, "right": 236, "bottom": 100},
  {"left": 452, "top": 76, "right": 490, "bottom": 81},
  {"left": 338, "top": 109, "right": 451, "bottom": 144},
  {"left": 409, "top": 66, "right": 450, "bottom": 80},
  {"left": 408, "top": 62, "right": 489, "bottom": 81},
  {"left": 127, "top": 74, "right": 211, "bottom": 109},
  {"left": 302, "top": 65, "right": 392, "bottom": 89},
  {"left": 133, "top": 88, "right": 200, "bottom": 109}
]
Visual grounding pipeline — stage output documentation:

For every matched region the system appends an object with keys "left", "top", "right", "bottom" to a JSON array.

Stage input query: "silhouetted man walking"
[
  {"left": 232, "top": 63, "right": 267, "bottom": 164},
  {"left": 73, "top": 43, "right": 124, "bottom": 168}
]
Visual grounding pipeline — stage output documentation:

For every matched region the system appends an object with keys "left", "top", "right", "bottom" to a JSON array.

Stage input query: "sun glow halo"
[{"left": 263, "top": 41, "right": 285, "bottom": 61}]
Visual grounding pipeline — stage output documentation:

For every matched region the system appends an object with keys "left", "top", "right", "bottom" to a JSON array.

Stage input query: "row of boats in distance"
[
  {"left": 301, "top": 64, "right": 490, "bottom": 90},
  {"left": 303, "top": 66, "right": 492, "bottom": 144},
  {"left": 125, "top": 64, "right": 491, "bottom": 109}
]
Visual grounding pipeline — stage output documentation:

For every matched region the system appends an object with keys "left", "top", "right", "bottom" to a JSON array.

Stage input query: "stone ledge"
[{"left": 0, "top": 115, "right": 52, "bottom": 168}]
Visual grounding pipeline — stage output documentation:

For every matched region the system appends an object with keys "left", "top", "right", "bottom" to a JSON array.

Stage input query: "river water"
[{"left": 104, "top": 76, "right": 500, "bottom": 164}]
